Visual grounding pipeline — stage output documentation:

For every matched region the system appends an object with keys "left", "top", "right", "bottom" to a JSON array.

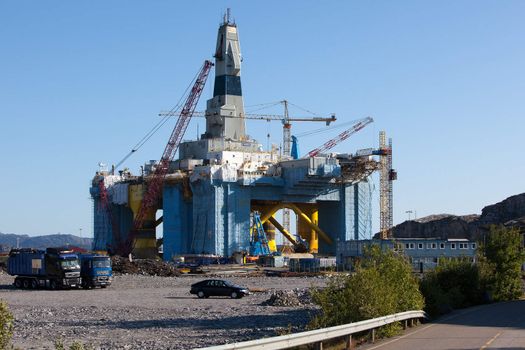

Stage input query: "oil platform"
[{"left": 90, "top": 12, "right": 392, "bottom": 260}]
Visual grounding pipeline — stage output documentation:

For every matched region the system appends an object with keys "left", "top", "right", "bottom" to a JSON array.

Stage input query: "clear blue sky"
[{"left": 0, "top": 1, "right": 523, "bottom": 237}]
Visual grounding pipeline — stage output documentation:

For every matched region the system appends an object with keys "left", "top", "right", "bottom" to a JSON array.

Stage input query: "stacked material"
[
  {"left": 262, "top": 289, "right": 312, "bottom": 307},
  {"left": 111, "top": 256, "right": 180, "bottom": 277}
]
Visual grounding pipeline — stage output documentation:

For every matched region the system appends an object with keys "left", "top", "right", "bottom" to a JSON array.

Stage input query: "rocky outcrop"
[
  {"left": 375, "top": 193, "right": 525, "bottom": 241},
  {"left": 479, "top": 193, "right": 525, "bottom": 225}
]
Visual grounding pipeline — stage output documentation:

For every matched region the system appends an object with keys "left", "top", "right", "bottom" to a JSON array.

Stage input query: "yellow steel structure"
[
  {"left": 251, "top": 201, "right": 332, "bottom": 253},
  {"left": 268, "top": 217, "right": 297, "bottom": 246},
  {"left": 263, "top": 214, "right": 278, "bottom": 252},
  {"left": 128, "top": 184, "right": 158, "bottom": 258}
]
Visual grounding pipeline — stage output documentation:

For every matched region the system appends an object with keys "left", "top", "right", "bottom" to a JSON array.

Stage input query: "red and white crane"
[
  {"left": 306, "top": 116, "right": 373, "bottom": 157},
  {"left": 115, "top": 60, "right": 214, "bottom": 254}
]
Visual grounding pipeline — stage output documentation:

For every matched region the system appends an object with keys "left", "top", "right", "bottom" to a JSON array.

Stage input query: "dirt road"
[{"left": 0, "top": 272, "right": 326, "bottom": 349}]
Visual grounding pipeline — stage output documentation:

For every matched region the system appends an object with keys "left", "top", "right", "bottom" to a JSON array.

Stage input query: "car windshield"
[
  {"left": 93, "top": 258, "right": 111, "bottom": 268},
  {"left": 60, "top": 259, "right": 79, "bottom": 269}
]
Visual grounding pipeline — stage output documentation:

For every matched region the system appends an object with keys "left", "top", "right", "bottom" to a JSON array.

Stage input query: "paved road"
[{"left": 360, "top": 301, "right": 525, "bottom": 350}]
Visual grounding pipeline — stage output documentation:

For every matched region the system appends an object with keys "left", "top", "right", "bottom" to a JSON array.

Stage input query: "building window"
[
  {"left": 459, "top": 243, "right": 468, "bottom": 249},
  {"left": 440, "top": 243, "right": 445, "bottom": 249},
  {"left": 451, "top": 243, "right": 456, "bottom": 249},
  {"left": 418, "top": 243, "right": 423, "bottom": 249},
  {"left": 471, "top": 243, "right": 476, "bottom": 249},
  {"left": 426, "top": 243, "right": 431, "bottom": 249},
  {"left": 405, "top": 243, "right": 410, "bottom": 249},
  {"left": 431, "top": 243, "right": 437, "bottom": 249}
]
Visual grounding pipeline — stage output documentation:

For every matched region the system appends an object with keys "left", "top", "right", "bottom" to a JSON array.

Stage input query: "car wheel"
[
  {"left": 197, "top": 290, "right": 206, "bottom": 299},
  {"left": 230, "top": 291, "right": 238, "bottom": 299},
  {"left": 14, "top": 279, "right": 22, "bottom": 289}
]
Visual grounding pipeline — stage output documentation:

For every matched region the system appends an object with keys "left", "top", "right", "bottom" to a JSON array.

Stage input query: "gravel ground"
[{"left": 0, "top": 272, "right": 327, "bottom": 349}]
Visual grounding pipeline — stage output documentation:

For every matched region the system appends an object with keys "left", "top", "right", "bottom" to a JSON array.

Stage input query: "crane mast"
[
  {"left": 131, "top": 60, "right": 214, "bottom": 240},
  {"left": 379, "top": 131, "right": 396, "bottom": 239}
]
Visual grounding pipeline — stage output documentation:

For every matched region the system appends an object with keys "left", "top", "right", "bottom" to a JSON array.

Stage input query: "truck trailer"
[
  {"left": 79, "top": 254, "right": 112, "bottom": 288},
  {"left": 8, "top": 248, "right": 81, "bottom": 289}
]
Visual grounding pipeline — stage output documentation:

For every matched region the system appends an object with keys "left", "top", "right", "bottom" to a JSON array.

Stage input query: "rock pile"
[
  {"left": 111, "top": 256, "right": 180, "bottom": 277},
  {"left": 262, "top": 289, "right": 312, "bottom": 307}
]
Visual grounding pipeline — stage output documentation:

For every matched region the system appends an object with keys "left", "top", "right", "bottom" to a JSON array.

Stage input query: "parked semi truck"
[
  {"left": 79, "top": 254, "right": 112, "bottom": 288},
  {"left": 8, "top": 248, "right": 81, "bottom": 289}
]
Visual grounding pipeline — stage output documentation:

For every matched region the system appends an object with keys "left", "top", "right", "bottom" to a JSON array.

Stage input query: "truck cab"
[{"left": 79, "top": 254, "right": 112, "bottom": 288}]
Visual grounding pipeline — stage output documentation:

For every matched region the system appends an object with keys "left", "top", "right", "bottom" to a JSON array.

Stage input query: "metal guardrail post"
[{"left": 345, "top": 334, "right": 352, "bottom": 350}]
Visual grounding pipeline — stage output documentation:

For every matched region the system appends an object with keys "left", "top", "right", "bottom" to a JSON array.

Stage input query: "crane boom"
[
  {"left": 306, "top": 117, "right": 373, "bottom": 157},
  {"left": 158, "top": 110, "right": 336, "bottom": 123},
  {"left": 132, "top": 60, "right": 214, "bottom": 232}
]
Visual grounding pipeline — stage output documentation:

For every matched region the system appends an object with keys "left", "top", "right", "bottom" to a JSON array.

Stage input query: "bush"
[
  {"left": 420, "top": 258, "right": 482, "bottom": 317},
  {"left": 0, "top": 300, "right": 14, "bottom": 350},
  {"left": 309, "top": 245, "right": 424, "bottom": 337},
  {"left": 479, "top": 225, "right": 525, "bottom": 301},
  {"left": 420, "top": 225, "right": 525, "bottom": 317},
  {"left": 54, "top": 339, "right": 92, "bottom": 350}
]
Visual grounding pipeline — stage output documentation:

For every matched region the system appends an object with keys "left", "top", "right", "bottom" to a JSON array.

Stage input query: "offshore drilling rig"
[{"left": 90, "top": 11, "right": 393, "bottom": 260}]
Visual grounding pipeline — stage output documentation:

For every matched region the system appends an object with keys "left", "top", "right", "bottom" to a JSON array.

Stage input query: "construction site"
[{"left": 89, "top": 10, "right": 395, "bottom": 264}]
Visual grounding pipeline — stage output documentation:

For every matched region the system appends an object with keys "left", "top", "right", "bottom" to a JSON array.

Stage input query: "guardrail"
[{"left": 195, "top": 310, "right": 427, "bottom": 350}]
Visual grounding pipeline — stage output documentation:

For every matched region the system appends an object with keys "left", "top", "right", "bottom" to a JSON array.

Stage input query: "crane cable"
[
  {"left": 114, "top": 65, "right": 205, "bottom": 171},
  {"left": 295, "top": 117, "right": 366, "bottom": 138}
]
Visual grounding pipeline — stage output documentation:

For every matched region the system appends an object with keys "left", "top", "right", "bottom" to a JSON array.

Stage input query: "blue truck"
[
  {"left": 8, "top": 248, "right": 81, "bottom": 289},
  {"left": 79, "top": 254, "right": 112, "bottom": 288}
]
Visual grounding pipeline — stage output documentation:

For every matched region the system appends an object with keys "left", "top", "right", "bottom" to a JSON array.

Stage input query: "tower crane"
[
  {"left": 119, "top": 60, "right": 213, "bottom": 255},
  {"left": 159, "top": 106, "right": 337, "bottom": 163},
  {"left": 379, "top": 131, "right": 396, "bottom": 239},
  {"left": 305, "top": 117, "right": 373, "bottom": 157}
]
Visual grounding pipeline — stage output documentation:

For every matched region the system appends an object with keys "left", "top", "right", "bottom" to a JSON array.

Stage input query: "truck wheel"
[
  {"left": 22, "top": 279, "right": 30, "bottom": 289},
  {"left": 14, "top": 279, "right": 22, "bottom": 289},
  {"left": 50, "top": 280, "right": 57, "bottom": 290},
  {"left": 30, "top": 279, "right": 38, "bottom": 289}
]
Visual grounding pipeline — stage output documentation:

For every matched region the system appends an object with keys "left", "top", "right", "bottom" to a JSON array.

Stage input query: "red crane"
[
  {"left": 125, "top": 60, "right": 214, "bottom": 253},
  {"left": 306, "top": 117, "right": 373, "bottom": 158}
]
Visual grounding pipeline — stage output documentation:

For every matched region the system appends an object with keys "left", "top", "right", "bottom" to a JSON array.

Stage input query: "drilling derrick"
[{"left": 379, "top": 131, "right": 395, "bottom": 239}]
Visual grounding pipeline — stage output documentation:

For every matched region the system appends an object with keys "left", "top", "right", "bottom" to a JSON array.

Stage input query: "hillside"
[
  {"left": 0, "top": 232, "right": 92, "bottom": 250},
  {"left": 376, "top": 193, "right": 525, "bottom": 241}
]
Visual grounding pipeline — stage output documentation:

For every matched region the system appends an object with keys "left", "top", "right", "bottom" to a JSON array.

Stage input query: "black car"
[{"left": 190, "top": 279, "right": 249, "bottom": 299}]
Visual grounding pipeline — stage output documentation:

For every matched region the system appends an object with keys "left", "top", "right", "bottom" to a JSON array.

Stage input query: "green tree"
[
  {"left": 479, "top": 225, "right": 525, "bottom": 301},
  {"left": 310, "top": 245, "right": 424, "bottom": 336}
]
